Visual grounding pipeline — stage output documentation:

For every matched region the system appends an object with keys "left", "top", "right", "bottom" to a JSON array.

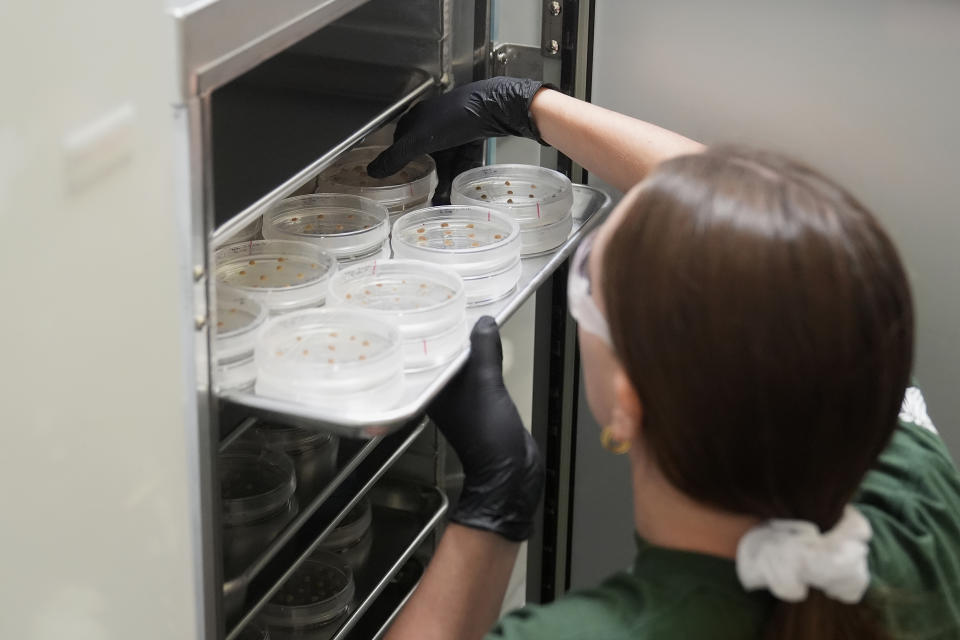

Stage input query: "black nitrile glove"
[
  {"left": 428, "top": 316, "right": 544, "bottom": 542},
  {"left": 367, "top": 77, "right": 551, "bottom": 179}
]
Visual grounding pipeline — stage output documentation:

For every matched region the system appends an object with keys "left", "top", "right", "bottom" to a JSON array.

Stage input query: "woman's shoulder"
[{"left": 485, "top": 567, "right": 766, "bottom": 640}]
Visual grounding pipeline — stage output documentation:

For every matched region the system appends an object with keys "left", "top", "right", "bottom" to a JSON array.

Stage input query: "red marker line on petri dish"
[
  {"left": 536, "top": 202, "right": 541, "bottom": 219},
  {"left": 372, "top": 260, "right": 377, "bottom": 275},
  {"left": 422, "top": 339, "right": 428, "bottom": 355},
  {"left": 487, "top": 210, "right": 491, "bottom": 221}
]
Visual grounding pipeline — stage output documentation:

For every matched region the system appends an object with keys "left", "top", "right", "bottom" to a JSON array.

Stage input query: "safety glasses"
[{"left": 567, "top": 229, "right": 613, "bottom": 347}]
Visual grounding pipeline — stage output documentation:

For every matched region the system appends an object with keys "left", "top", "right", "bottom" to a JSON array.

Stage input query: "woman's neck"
[{"left": 631, "top": 452, "right": 761, "bottom": 559}]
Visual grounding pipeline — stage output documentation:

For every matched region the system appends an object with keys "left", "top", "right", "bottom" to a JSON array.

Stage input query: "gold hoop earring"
[{"left": 601, "top": 426, "right": 631, "bottom": 455}]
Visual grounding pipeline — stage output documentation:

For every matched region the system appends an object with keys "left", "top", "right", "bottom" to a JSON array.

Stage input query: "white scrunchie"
[{"left": 736, "top": 505, "right": 872, "bottom": 604}]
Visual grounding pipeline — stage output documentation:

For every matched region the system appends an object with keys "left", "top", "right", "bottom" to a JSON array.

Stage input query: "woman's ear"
[{"left": 609, "top": 368, "right": 643, "bottom": 443}]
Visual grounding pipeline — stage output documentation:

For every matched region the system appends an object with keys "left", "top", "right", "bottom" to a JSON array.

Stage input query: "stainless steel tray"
[
  {"left": 229, "top": 478, "right": 447, "bottom": 640},
  {"left": 218, "top": 184, "right": 613, "bottom": 437},
  {"left": 343, "top": 557, "right": 423, "bottom": 640},
  {"left": 224, "top": 418, "right": 427, "bottom": 636}
]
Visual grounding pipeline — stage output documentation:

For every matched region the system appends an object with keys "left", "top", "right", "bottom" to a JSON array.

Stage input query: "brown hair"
[{"left": 601, "top": 147, "right": 913, "bottom": 639}]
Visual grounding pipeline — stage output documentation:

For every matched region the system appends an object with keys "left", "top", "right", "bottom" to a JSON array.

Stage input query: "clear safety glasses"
[{"left": 567, "top": 229, "right": 613, "bottom": 347}]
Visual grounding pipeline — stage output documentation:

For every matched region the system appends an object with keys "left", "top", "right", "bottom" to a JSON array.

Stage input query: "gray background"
[{"left": 571, "top": 0, "right": 960, "bottom": 589}]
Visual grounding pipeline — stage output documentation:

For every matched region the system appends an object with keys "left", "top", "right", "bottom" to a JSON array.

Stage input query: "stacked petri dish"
[
  {"left": 262, "top": 194, "right": 390, "bottom": 265},
  {"left": 254, "top": 308, "right": 405, "bottom": 413},
  {"left": 316, "top": 498, "right": 373, "bottom": 574},
  {"left": 215, "top": 240, "right": 338, "bottom": 314},
  {"left": 327, "top": 260, "right": 467, "bottom": 372},
  {"left": 317, "top": 146, "right": 438, "bottom": 224},
  {"left": 220, "top": 445, "right": 298, "bottom": 580},
  {"left": 255, "top": 424, "right": 340, "bottom": 504},
  {"left": 214, "top": 287, "right": 267, "bottom": 392},
  {"left": 257, "top": 552, "right": 354, "bottom": 640},
  {"left": 451, "top": 164, "right": 574, "bottom": 255},
  {"left": 391, "top": 205, "right": 522, "bottom": 306}
]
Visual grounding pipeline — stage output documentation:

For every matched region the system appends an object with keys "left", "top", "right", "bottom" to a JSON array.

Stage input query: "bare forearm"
[
  {"left": 531, "top": 89, "right": 705, "bottom": 192},
  {"left": 385, "top": 524, "right": 519, "bottom": 640}
]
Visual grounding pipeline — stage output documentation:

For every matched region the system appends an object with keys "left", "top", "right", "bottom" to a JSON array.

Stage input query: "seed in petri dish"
[
  {"left": 507, "top": 198, "right": 514, "bottom": 203},
  {"left": 278, "top": 257, "right": 285, "bottom": 262},
  {"left": 336, "top": 224, "right": 344, "bottom": 231},
  {"left": 494, "top": 234, "right": 502, "bottom": 240},
  {"left": 347, "top": 214, "right": 354, "bottom": 219},
  {"left": 466, "top": 223, "right": 474, "bottom": 229},
  {"left": 444, "top": 239, "right": 454, "bottom": 246},
  {"left": 468, "top": 233, "right": 475, "bottom": 238},
  {"left": 474, "top": 185, "right": 482, "bottom": 191},
  {"left": 362, "top": 340, "right": 370, "bottom": 347},
  {"left": 330, "top": 332, "right": 338, "bottom": 337},
  {"left": 418, "top": 235, "right": 427, "bottom": 241},
  {"left": 304, "top": 224, "right": 313, "bottom": 231},
  {"left": 239, "top": 270, "right": 246, "bottom": 276},
  {"left": 291, "top": 218, "right": 298, "bottom": 223},
  {"left": 364, "top": 290, "right": 371, "bottom": 295},
  {"left": 376, "top": 283, "right": 383, "bottom": 288},
  {"left": 350, "top": 336, "right": 356, "bottom": 341},
  {"left": 217, "top": 321, "right": 224, "bottom": 328},
  {"left": 317, "top": 214, "right": 325, "bottom": 219},
  {"left": 249, "top": 260, "right": 256, "bottom": 265},
  {"left": 359, "top": 354, "right": 366, "bottom": 361},
  {"left": 441, "top": 222, "right": 449, "bottom": 228},
  {"left": 260, "top": 275, "right": 267, "bottom": 281},
  {"left": 528, "top": 194, "right": 535, "bottom": 198},
  {"left": 480, "top": 194, "right": 488, "bottom": 200},
  {"left": 505, "top": 180, "right": 511, "bottom": 186},
  {"left": 310, "top": 263, "right": 317, "bottom": 269},
  {"left": 276, "top": 265, "right": 283, "bottom": 271},
  {"left": 420, "top": 283, "right": 428, "bottom": 288},
  {"left": 302, "top": 349, "right": 309, "bottom": 356},
  {"left": 471, "top": 242, "right": 479, "bottom": 247},
  {"left": 531, "top": 184, "right": 537, "bottom": 188},
  {"left": 328, "top": 358, "right": 335, "bottom": 364},
  {"left": 345, "top": 293, "right": 352, "bottom": 299},
  {"left": 328, "top": 344, "right": 336, "bottom": 351},
  {"left": 507, "top": 190, "right": 514, "bottom": 195},
  {"left": 296, "top": 336, "right": 302, "bottom": 341},
  {"left": 276, "top": 350, "right": 284, "bottom": 356},
  {"left": 417, "top": 228, "right": 426, "bottom": 233},
  {"left": 363, "top": 225, "right": 370, "bottom": 229},
  {"left": 297, "top": 273, "right": 304, "bottom": 279},
  {"left": 444, "top": 230, "right": 452, "bottom": 236},
  {"left": 229, "top": 308, "right": 237, "bottom": 313}
]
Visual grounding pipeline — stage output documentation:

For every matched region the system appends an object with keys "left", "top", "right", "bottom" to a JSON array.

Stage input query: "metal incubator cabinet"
[{"left": 170, "top": 1, "right": 605, "bottom": 638}]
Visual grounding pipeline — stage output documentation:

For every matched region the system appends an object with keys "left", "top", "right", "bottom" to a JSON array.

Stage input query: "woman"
[{"left": 372, "top": 78, "right": 960, "bottom": 639}]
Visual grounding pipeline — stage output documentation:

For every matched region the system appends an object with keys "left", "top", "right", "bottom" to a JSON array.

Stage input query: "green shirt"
[{"left": 487, "top": 389, "right": 960, "bottom": 639}]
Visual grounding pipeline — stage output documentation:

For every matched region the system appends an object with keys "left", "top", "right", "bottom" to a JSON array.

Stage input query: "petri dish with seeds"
[
  {"left": 220, "top": 444, "right": 298, "bottom": 578},
  {"left": 316, "top": 146, "right": 438, "bottom": 224},
  {"left": 327, "top": 259, "right": 468, "bottom": 372},
  {"left": 214, "top": 287, "right": 267, "bottom": 392},
  {"left": 316, "top": 498, "right": 373, "bottom": 574},
  {"left": 258, "top": 552, "right": 354, "bottom": 639},
  {"left": 262, "top": 194, "right": 390, "bottom": 264},
  {"left": 215, "top": 240, "right": 337, "bottom": 314},
  {"left": 254, "top": 308, "right": 404, "bottom": 414},
  {"left": 391, "top": 205, "right": 522, "bottom": 305},
  {"left": 254, "top": 424, "right": 339, "bottom": 504},
  {"left": 451, "top": 164, "right": 575, "bottom": 255}
]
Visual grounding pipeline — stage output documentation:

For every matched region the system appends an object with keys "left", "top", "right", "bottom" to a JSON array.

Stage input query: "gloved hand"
[
  {"left": 428, "top": 316, "right": 544, "bottom": 542},
  {"left": 367, "top": 77, "right": 551, "bottom": 179}
]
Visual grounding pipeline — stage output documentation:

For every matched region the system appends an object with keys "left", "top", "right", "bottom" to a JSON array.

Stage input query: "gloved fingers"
[
  {"left": 366, "top": 133, "right": 420, "bottom": 179},
  {"left": 469, "top": 316, "right": 504, "bottom": 371}
]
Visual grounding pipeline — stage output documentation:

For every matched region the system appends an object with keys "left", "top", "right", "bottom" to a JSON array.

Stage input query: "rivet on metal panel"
[
  {"left": 193, "top": 265, "right": 205, "bottom": 281},
  {"left": 195, "top": 315, "right": 207, "bottom": 330},
  {"left": 549, "top": 1, "right": 561, "bottom": 16},
  {"left": 549, "top": 39, "right": 560, "bottom": 55}
]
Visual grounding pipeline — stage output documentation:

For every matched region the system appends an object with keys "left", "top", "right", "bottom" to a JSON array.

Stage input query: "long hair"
[{"left": 601, "top": 147, "right": 913, "bottom": 639}]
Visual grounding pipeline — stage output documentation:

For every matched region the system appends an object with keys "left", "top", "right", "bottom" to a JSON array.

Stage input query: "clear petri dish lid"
[
  {"left": 259, "top": 552, "right": 355, "bottom": 628},
  {"left": 215, "top": 240, "right": 338, "bottom": 313},
  {"left": 450, "top": 164, "right": 574, "bottom": 228},
  {"left": 255, "top": 423, "right": 335, "bottom": 454},
  {"left": 327, "top": 259, "right": 465, "bottom": 335},
  {"left": 262, "top": 194, "right": 389, "bottom": 262},
  {"left": 318, "top": 146, "right": 437, "bottom": 210},
  {"left": 216, "top": 286, "right": 267, "bottom": 363},
  {"left": 391, "top": 205, "right": 521, "bottom": 277},
  {"left": 220, "top": 445, "right": 297, "bottom": 526},
  {"left": 255, "top": 308, "right": 403, "bottom": 391},
  {"left": 321, "top": 498, "right": 372, "bottom": 551}
]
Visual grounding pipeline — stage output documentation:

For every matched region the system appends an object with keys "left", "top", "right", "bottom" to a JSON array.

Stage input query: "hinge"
[{"left": 490, "top": 43, "right": 545, "bottom": 80}]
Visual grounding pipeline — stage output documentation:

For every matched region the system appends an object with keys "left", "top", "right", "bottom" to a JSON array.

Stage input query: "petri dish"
[
  {"left": 215, "top": 240, "right": 338, "bottom": 314},
  {"left": 316, "top": 498, "right": 373, "bottom": 574},
  {"left": 391, "top": 206, "right": 522, "bottom": 305},
  {"left": 258, "top": 552, "right": 354, "bottom": 640},
  {"left": 224, "top": 216, "right": 262, "bottom": 243},
  {"left": 262, "top": 194, "right": 390, "bottom": 264},
  {"left": 220, "top": 445, "right": 298, "bottom": 578},
  {"left": 327, "top": 259, "right": 468, "bottom": 372},
  {"left": 450, "top": 164, "right": 574, "bottom": 255},
  {"left": 317, "top": 146, "right": 438, "bottom": 222},
  {"left": 254, "top": 308, "right": 404, "bottom": 414},
  {"left": 255, "top": 424, "right": 339, "bottom": 504},
  {"left": 214, "top": 287, "right": 267, "bottom": 392}
]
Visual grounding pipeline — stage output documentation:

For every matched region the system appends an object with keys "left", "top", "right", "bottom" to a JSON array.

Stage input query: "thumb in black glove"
[
  {"left": 428, "top": 316, "right": 544, "bottom": 542},
  {"left": 367, "top": 77, "right": 551, "bottom": 180}
]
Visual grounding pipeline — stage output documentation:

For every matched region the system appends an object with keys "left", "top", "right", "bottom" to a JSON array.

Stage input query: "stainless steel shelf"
[
  {"left": 218, "top": 184, "right": 613, "bottom": 438},
  {"left": 224, "top": 418, "right": 428, "bottom": 637},
  {"left": 211, "top": 57, "right": 435, "bottom": 240},
  {"left": 229, "top": 478, "right": 447, "bottom": 640},
  {"left": 344, "top": 560, "right": 423, "bottom": 640}
]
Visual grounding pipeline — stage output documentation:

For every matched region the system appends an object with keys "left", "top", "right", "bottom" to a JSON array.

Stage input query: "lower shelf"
[{"left": 344, "top": 557, "right": 424, "bottom": 640}]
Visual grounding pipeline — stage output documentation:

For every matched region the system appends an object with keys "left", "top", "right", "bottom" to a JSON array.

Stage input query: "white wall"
[
  {"left": 592, "top": 0, "right": 960, "bottom": 451},
  {"left": 0, "top": 2, "right": 203, "bottom": 639}
]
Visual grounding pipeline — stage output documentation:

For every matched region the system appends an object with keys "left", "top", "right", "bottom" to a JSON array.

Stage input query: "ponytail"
[{"left": 764, "top": 592, "right": 890, "bottom": 640}]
